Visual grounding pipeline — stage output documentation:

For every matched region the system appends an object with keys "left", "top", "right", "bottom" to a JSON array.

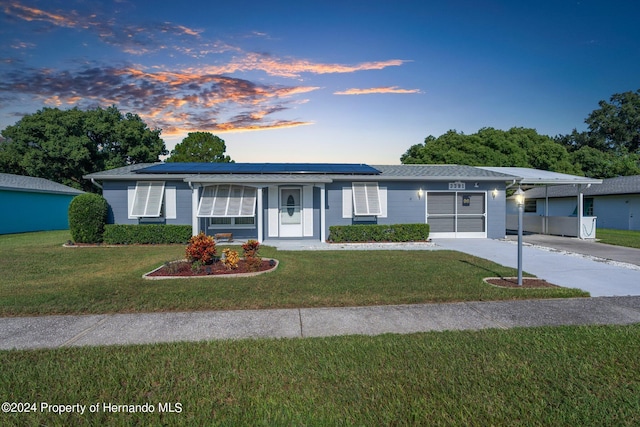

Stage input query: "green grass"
[
  {"left": 0, "top": 231, "right": 587, "bottom": 316},
  {"left": 1, "top": 325, "right": 639, "bottom": 425},
  {"left": 598, "top": 228, "right": 640, "bottom": 249}
]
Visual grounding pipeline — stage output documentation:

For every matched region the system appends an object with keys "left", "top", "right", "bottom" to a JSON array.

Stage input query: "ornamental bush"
[
  {"left": 328, "top": 223, "right": 430, "bottom": 243},
  {"left": 222, "top": 248, "right": 239, "bottom": 270},
  {"left": 242, "top": 239, "right": 262, "bottom": 272},
  {"left": 68, "top": 193, "right": 108, "bottom": 243},
  {"left": 241, "top": 240, "right": 260, "bottom": 257},
  {"left": 103, "top": 225, "right": 192, "bottom": 244},
  {"left": 186, "top": 233, "right": 217, "bottom": 264}
]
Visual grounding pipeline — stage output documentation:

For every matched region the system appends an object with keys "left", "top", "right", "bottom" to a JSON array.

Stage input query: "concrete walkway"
[{"left": 2, "top": 297, "right": 640, "bottom": 350}]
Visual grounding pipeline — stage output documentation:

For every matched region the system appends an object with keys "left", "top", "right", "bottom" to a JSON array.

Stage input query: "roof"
[
  {"left": 85, "top": 163, "right": 602, "bottom": 188},
  {"left": 478, "top": 167, "right": 602, "bottom": 185},
  {"left": 0, "top": 173, "right": 84, "bottom": 195},
  {"left": 85, "top": 163, "right": 518, "bottom": 182},
  {"left": 370, "top": 164, "right": 516, "bottom": 181},
  {"left": 524, "top": 175, "right": 640, "bottom": 199},
  {"left": 135, "top": 162, "right": 381, "bottom": 175}
]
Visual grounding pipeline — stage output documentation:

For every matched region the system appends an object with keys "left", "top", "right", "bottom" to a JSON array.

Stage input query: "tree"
[
  {"left": 0, "top": 106, "right": 166, "bottom": 191},
  {"left": 166, "top": 132, "right": 233, "bottom": 163},
  {"left": 555, "top": 89, "right": 640, "bottom": 177},
  {"left": 400, "top": 127, "right": 579, "bottom": 175},
  {"left": 584, "top": 89, "right": 640, "bottom": 154}
]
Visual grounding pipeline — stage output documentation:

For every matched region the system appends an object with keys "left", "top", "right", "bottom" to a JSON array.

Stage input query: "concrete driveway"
[{"left": 434, "top": 237, "right": 640, "bottom": 297}]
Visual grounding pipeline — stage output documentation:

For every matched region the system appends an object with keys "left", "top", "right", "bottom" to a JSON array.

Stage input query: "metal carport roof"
[{"left": 477, "top": 167, "right": 602, "bottom": 186}]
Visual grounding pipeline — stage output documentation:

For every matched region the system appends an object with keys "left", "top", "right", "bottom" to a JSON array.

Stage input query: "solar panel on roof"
[{"left": 134, "top": 163, "right": 380, "bottom": 175}]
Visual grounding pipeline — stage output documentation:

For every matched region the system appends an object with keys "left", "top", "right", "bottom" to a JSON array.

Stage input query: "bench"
[{"left": 214, "top": 232, "right": 233, "bottom": 242}]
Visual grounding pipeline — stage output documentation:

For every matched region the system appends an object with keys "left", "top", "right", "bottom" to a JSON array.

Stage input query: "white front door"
[{"left": 279, "top": 188, "right": 303, "bottom": 237}]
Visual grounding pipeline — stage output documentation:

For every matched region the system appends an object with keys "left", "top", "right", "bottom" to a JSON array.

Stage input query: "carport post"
[{"left": 514, "top": 187, "right": 525, "bottom": 286}]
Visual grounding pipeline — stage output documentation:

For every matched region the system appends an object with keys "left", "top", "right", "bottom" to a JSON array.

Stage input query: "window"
[
  {"left": 198, "top": 185, "right": 256, "bottom": 217},
  {"left": 352, "top": 182, "right": 382, "bottom": 216},
  {"left": 524, "top": 200, "right": 537, "bottom": 213},
  {"left": 208, "top": 216, "right": 255, "bottom": 228},
  {"left": 130, "top": 181, "right": 165, "bottom": 217},
  {"left": 584, "top": 198, "right": 594, "bottom": 216}
]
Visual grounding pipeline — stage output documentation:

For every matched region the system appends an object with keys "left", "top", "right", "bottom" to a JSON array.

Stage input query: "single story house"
[
  {"left": 0, "top": 173, "right": 84, "bottom": 234},
  {"left": 84, "top": 163, "right": 599, "bottom": 242},
  {"left": 522, "top": 175, "right": 640, "bottom": 232}
]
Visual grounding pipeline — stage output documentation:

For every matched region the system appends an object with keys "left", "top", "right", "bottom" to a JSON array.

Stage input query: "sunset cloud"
[
  {"left": 204, "top": 53, "right": 409, "bottom": 78},
  {"left": 334, "top": 86, "right": 422, "bottom": 95},
  {"left": 2, "top": 1, "right": 205, "bottom": 55},
  {"left": 0, "top": 63, "right": 319, "bottom": 133},
  {"left": 0, "top": 1, "right": 417, "bottom": 137}
]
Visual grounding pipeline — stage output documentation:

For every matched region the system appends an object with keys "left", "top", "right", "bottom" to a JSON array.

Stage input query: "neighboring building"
[
  {"left": 523, "top": 175, "right": 640, "bottom": 232},
  {"left": 85, "top": 163, "right": 598, "bottom": 242},
  {"left": 0, "top": 173, "right": 84, "bottom": 234}
]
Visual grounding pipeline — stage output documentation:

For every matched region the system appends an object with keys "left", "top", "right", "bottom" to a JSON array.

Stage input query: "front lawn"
[
  {"left": 0, "top": 231, "right": 587, "bottom": 316},
  {"left": 1, "top": 325, "right": 639, "bottom": 425},
  {"left": 597, "top": 228, "right": 640, "bottom": 249}
]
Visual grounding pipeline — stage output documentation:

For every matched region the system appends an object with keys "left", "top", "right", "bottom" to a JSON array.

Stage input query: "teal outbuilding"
[{"left": 0, "top": 173, "right": 84, "bottom": 234}]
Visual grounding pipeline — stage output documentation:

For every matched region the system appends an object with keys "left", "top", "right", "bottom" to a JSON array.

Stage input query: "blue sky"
[{"left": 1, "top": 0, "right": 639, "bottom": 164}]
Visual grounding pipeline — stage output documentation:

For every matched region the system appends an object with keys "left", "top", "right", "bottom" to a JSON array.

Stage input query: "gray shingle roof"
[
  {"left": 85, "top": 163, "right": 519, "bottom": 182},
  {"left": 524, "top": 175, "right": 640, "bottom": 199},
  {"left": 0, "top": 173, "right": 84, "bottom": 195},
  {"left": 372, "top": 164, "right": 516, "bottom": 180}
]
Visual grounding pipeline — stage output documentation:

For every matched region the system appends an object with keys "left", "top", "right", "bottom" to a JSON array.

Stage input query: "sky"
[{"left": 1, "top": 0, "right": 639, "bottom": 164}]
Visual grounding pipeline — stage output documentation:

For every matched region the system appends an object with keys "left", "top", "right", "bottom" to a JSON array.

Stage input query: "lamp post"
[{"left": 514, "top": 187, "right": 525, "bottom": 286}]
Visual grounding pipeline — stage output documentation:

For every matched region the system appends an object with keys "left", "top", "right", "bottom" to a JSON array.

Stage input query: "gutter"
[{"left": 90, "top": 178, "right": 103, "bottom": 190}]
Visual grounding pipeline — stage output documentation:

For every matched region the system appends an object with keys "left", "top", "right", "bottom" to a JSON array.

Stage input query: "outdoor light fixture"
[
  {"left": 492, "top": 189, "right": 498, "bottom": 199},
  {"left": 514, "top": 187, "right": 525, "bottom": 286},
  {"left": 417, "top": 188, "right": 423, "bottom": 199}
]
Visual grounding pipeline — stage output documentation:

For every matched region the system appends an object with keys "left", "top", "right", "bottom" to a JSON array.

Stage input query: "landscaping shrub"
[
  {"left": 241, "top": 240, "right": 260, "bottom": 258},
  {"left": 103, "top": 225, "right": 192, "bottom": 244},
  {"left": 328, "top": 223, "right": 430, "bottom": 243},
  {"left": 222, "top": 248, "right": 239, "bottom": 270},
  {"left": 242, "top": 239, "right": 262, "bottom": 272},
  {"left": 68, "top": 193, "right": 108, "bottom": 243},
  {"left": 186, "top": 233, "right": 217, "bottom": 264}
]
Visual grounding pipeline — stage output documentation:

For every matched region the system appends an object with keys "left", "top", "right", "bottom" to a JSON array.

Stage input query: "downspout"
[{"left": 90, "top": 178, "right": 103, "bottom": 190}]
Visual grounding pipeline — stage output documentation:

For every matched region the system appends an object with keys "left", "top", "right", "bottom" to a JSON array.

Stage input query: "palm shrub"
[{"left": 68, "top": 193, "right": 108, "bottom": 243}]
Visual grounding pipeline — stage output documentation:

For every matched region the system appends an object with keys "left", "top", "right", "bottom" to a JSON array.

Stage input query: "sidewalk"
[{"left": 2, "top": 297, "right": 640, "bottom": 350}]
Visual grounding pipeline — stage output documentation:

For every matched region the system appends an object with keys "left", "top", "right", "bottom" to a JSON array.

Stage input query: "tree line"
[
  {"left": 0, "top": 106, "right": 232, "bottom": 192},
  {"left": 1, "top": 90, "right": 638, "bottom": 192},
  {"left": 401, "top": 89, "right": 640, "bottom": 178}
]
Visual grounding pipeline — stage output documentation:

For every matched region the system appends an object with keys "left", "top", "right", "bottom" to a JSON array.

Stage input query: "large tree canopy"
[
  {"left": 555, "top": 89, "right": 640, "bottom": 177},
  {"left": 0, "top": 106, "right": 167, "bottom": 191},
  {"left": 401, "top": 127, "right": 581, "bottom": 175},
  {"left": 166, "top": 132, "right": 233, "bottom": 163},
  {"left": 402, "top": 90, "right": 640, "bottom": 178}
]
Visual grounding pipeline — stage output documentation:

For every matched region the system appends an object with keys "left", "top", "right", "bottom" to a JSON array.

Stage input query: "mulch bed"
[
  {"left": 484, "top": 277, "right": 559, "bottom": 288},
  {"left": 148, "top": 259, "right": 276, "bottom": 277}
]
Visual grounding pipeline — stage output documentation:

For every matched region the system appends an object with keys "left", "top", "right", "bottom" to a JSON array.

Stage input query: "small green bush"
[
  {"left": 103, "top": 224, "right": 192, "bottom": 244},
  {"left": 68, "top": 193, "right": 108, "bottom": 243},
  {"left": 328, "top": 223, "right": 430, "bottom": 243}
]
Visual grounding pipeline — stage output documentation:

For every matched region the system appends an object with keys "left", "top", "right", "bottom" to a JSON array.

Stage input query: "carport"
[{"left": 479, "top": 167, "right": 602, "bottom": 239}]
